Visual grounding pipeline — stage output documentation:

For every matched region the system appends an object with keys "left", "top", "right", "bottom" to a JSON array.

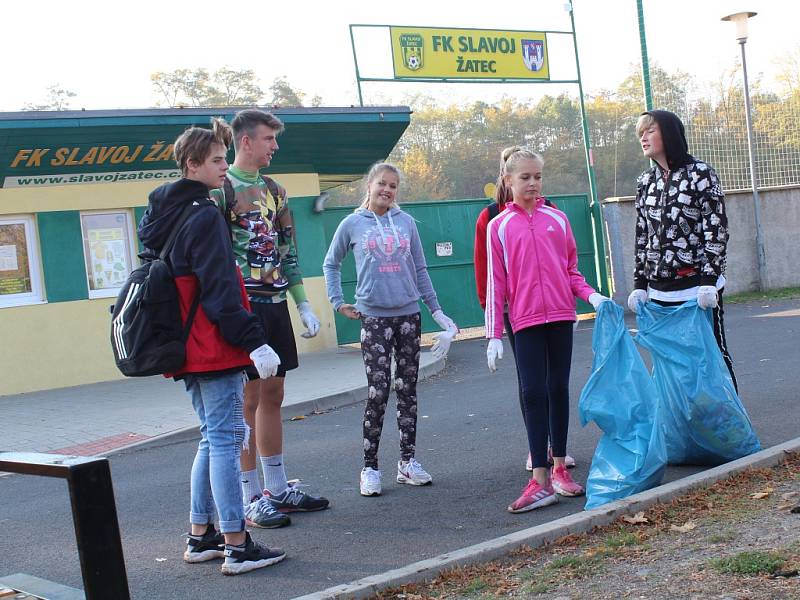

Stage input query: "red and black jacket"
[{"left": 138, "top": 178, "right": 265, "bottom": 378}]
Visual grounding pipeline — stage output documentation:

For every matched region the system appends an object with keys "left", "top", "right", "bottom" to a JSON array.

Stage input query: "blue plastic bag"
[
  {"left": 579, "top": 302, "right": 667, "bottom": 509},
  {"left": 635, "top": 300, "right": 761, "bottom": 465}
]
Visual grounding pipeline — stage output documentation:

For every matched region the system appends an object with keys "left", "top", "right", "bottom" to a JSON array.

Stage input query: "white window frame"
[
  {"left": 80, "top": 209, "right": 138, "bottom": 299},
  {"left": 0, "top": 215, "right": 45, "bottom": 308}
]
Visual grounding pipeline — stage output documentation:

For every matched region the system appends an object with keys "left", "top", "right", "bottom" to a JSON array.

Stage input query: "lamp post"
[{"left": 722, "top": 11, "right": 767, "bottom": 291}]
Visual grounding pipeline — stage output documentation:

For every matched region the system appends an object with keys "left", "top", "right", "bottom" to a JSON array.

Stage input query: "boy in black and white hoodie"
[{"left": 628, "top": 109, "right": 737, "bottom": 391}]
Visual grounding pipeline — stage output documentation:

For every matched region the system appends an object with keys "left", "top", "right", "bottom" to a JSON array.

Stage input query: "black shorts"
[{"left": 249, "top": 300, "right": 299, "bottom": 378}]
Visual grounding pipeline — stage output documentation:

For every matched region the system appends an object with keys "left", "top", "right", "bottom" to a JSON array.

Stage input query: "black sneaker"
[
  {"left": 221, "top": 532, "right": 286, "bottom": 575},
  {"left": 267, "top": 483, "right": 330, "bottom": 512},
  {"left": 244, "top": 495, "right": 291, "bottom": 528},
  {"left": 183, "top": 524, "right": 225, "bottom": 563}
]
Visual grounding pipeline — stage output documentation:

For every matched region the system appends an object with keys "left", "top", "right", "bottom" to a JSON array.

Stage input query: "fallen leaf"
[
  {"left": 622, "top": 511, "right": 649, "bottom": 524},
  {"left": 750, "top": 486, "right": 774, "bottom": 499},
  {"left": 670, "top": 521, "right": 697, "bottom": 533},
  {"left": 290, "top": 415, "right": 306, "bottom": 421}
]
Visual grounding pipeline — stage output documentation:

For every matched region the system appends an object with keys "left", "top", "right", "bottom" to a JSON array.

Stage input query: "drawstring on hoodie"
[{"left": 371, "top": 210, "right": 400, "bottom": 251}]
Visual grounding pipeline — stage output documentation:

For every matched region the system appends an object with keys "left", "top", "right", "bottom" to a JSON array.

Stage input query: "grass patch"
[
  {"left": 603, "top": 531, "right": 640, "bottom": 549},
  {"left": 522, "top": 581, "right": 551, "bottom": 595},
  {"left": 545, "top": 555, "right": 603, "bottom": 579},
  {"left": 709, "top": 550, "right": 786, "bottom": 575},
  {"left": 707, "top": 528, "right": 737, "bottom": 544},
  {"left": 724, "top": 286, "right": 800, "bottom": 304},
  {"left": 463, "top": 577, "right": 488, "bottom": 593}
]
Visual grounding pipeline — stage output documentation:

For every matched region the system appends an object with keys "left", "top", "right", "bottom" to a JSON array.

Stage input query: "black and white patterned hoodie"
[{"left": 634, "top": 110, "right": 728, "bottom": 293}]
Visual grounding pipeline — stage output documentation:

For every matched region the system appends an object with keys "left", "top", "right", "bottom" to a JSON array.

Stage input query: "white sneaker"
[
  {"left": 360, "top": 467, "right": 382, "bottom": 496},
  {"left": 396, "top": 458, "right": 432, "bottom": 486}
]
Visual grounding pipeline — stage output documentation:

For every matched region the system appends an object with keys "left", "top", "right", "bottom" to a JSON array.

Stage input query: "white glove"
[
  {"left": 588, "top": 292, "right": 611, "bottom": 310},
  {"left": 627, "top": 289, "right": 648, "bottom": 313},
  {"left": 249, "top": 344, "right": 281, "bottom": 379},
  {"left": 486, "top": 338, "right": 504, "bottom": 372},
  {"left": 297, "top": 301, "right": 320, "bottom": 338},
  {"left": 431, "top": 310, "right": 458, "bottom": 334},
  {"left": 697, "top": 285, "right": 719, "bottom": 310},
  {"left": 430, "top": 328, "right": 456, "bottom": 360}
]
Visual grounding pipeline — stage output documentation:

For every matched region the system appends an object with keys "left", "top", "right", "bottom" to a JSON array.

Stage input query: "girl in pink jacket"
[{"left": 485, "top": 147, "right": 609, "bottom": 513}]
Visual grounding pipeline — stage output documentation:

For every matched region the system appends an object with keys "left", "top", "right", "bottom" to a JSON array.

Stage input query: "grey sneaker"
[
  {"left": 245, "top": 495, "right": 291, "bottom": 528},
  {"left": 221, "top": 532, "right": 286, "bottom": 576},
  {"left": 183, "top": 524, "right": 224, "bottom": 563}
]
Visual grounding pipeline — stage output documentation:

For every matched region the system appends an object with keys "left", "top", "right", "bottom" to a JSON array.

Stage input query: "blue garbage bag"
[
  {"left": 579, "top": 302, "right": 667, "bottom": 509},
  {"left": 635, "top": 300, "right": 761, "bottom": 465}
]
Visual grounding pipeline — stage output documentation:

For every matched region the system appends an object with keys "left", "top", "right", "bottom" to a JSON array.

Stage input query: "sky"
[{"left": 0, "top": 0, "right": 795, "bottom": 111}]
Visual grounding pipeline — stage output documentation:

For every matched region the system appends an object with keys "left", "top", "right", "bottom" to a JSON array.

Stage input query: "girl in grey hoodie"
[{"left": 323, "top": 162, "right": 457, "bottom": 497}]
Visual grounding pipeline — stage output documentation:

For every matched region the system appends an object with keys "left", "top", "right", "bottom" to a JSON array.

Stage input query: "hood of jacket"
[
  {"left": 138, "top": 178, "right": 212, "bottom": 252},
  {"left": 644, "top": 109, "right": 693, "bottom": 171},
  {"left": 352, "top": 206, "right": 403, "bottom": 219}
]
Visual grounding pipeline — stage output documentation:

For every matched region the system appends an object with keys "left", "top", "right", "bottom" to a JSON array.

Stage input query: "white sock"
[
  {"left": 261, "top": 454, "right": 288, "bottom": 496},
  {"left": 240, "top": 468, "right": 261, "bottom": 504}
]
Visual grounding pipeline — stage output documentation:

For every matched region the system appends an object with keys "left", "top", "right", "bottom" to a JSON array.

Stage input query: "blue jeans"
[{"left": 184, "top": 371, "right": 247, "bottom": 534}]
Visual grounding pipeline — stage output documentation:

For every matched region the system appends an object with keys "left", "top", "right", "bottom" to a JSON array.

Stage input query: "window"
[
  {"left": 80, "top": 211, "right": 137, "bottom": 299},
  {"left": 0, "top": 216, "right": 44, "bottom": 308}
]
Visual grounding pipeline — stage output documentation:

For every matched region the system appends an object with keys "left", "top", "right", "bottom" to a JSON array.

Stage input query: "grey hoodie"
[{"left": 323, "top": 207, "right": 441, "bottom": 318}]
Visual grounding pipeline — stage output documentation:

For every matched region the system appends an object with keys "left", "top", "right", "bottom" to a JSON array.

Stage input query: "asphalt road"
[{"left": 1, "top": 298, "right": 798, "bottom": 599}]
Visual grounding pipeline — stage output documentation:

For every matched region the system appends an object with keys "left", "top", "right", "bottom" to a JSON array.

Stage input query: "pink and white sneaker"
[
  {"left": 551, "top": 464, "right": 585, "bottom": 497},
  {"left": 508, "top": 478, "right": 558, "bottom": 513}
]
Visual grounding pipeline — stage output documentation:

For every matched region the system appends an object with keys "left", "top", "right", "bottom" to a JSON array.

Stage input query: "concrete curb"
[
  {"left": 291, "top": 437, "right": 800, "bottom": 600},
  {"left": 103, "top": 353, "right": 448, "bottom": 458}
]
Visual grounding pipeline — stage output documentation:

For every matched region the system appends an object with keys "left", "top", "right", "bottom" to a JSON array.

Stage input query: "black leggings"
[
  {"left": 513, "top": 321, "right": 574, "bottom": 470},
  {"left": 360, "top": 313, "right": 422, "bottom": 469}
]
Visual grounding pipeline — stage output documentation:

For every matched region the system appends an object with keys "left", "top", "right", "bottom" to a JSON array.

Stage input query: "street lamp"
[{"left": 721, "top": 11, "right": 767, "bottom": 291}]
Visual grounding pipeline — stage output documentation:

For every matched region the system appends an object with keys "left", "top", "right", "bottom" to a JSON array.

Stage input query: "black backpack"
[{"left": 110, "top": 204, "right": 201, "bottom": 377}]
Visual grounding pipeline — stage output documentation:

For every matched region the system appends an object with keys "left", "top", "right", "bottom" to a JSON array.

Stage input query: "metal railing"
[{"left": 0, "top": 452, "right": 130, "bottom": 600}]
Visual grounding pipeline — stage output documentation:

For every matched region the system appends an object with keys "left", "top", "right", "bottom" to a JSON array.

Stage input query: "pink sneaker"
[
  {"left": 551, "top": 464, "right": 585, "bottom": 497},
  {"left": 547, "top": 447, "right": 577, "bottom": 469},
  {"left": 508, "top": 478, "right": 558, "bottom": 513}
]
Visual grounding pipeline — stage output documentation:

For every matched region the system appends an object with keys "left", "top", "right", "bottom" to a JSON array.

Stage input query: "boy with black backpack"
[{"left": 137, "top": 118, "right": 286, "bottom": 575}]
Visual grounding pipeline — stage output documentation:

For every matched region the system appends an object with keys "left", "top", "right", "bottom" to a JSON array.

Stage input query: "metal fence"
[{"left": 651, "top": 88, "right": 800, "bottom": 192}]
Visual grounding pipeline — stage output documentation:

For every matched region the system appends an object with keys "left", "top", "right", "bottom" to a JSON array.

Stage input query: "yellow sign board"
[{"left": 391, "top": 27, "right": 549, "bottom": 80}]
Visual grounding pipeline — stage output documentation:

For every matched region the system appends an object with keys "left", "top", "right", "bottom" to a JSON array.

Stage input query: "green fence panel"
[{"left": 307, "top": 195, "right": 598, "bottom": 345}]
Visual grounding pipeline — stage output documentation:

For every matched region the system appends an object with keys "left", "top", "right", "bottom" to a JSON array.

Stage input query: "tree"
[
  {"left": 268, "top": 76, "right": 305, "bottom": 107},
  {"left": 150, "top": 67, "right": 263, "bottom": 107},
  {"left": 23, "top": 85, "right": 77, "bottom": 111},
  {"left": 773, "top": 46, "right": 800, "bottom": 96},
  {"left": 394, "top": 146, "right": 450, "bottom": 201},
  {"left": 206, "top": 68, "right": 263, "bottom": 105}
]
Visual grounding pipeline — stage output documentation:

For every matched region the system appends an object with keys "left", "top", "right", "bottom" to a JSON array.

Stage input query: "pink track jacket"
[{"left": 485, "top": 198, "right": 595, "bottom": 339}]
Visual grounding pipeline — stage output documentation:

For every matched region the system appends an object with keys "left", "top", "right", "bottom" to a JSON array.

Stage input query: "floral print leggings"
[{"left": 360, "top": 313, "right": 421, "bottom": 469}]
